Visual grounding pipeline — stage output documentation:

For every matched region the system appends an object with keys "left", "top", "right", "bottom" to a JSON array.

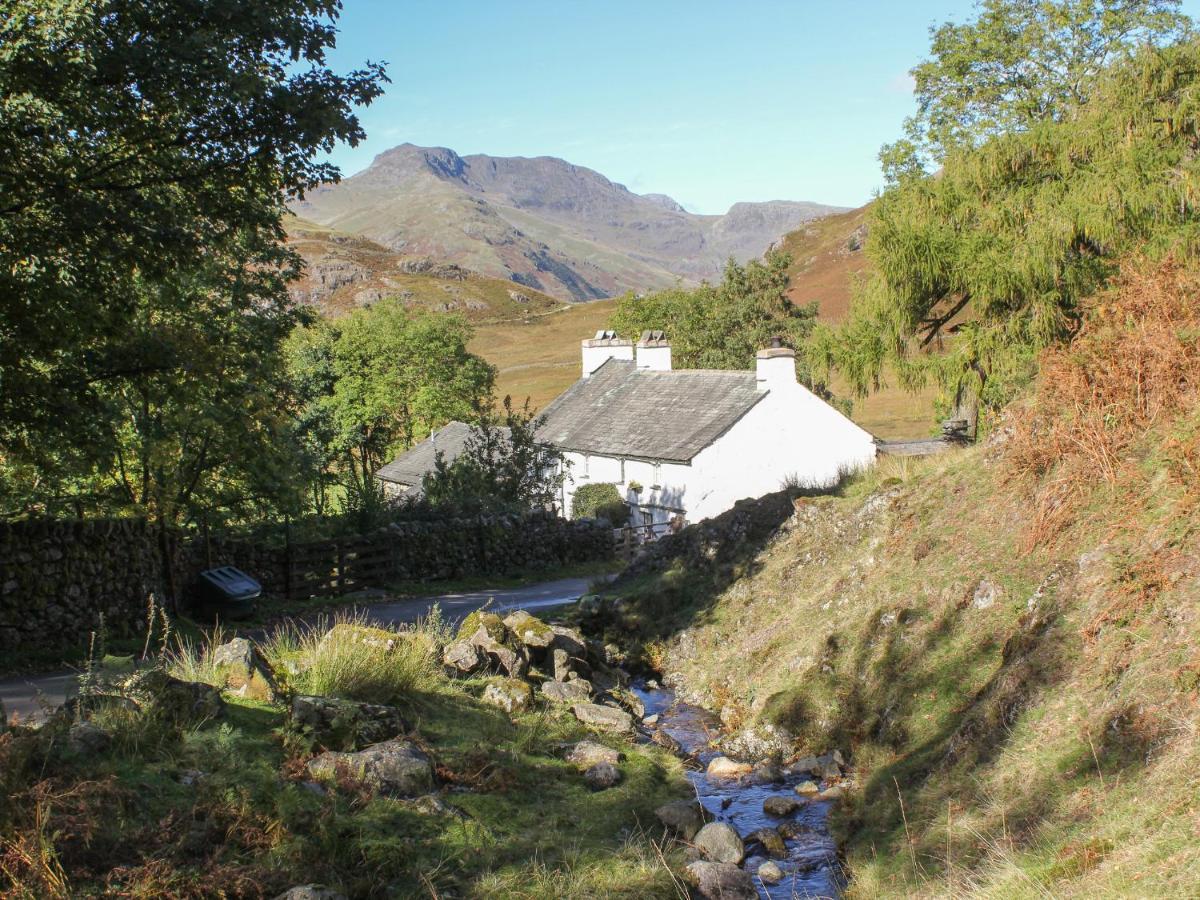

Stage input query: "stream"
[{"left": 631, "top": 682, "right": 844, "bottom": 899}]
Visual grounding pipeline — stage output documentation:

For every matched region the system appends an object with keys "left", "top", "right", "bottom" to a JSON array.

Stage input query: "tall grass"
[
  {"left": 163, "top": 624, "right": 230, "bottom": 687},
  {"left": 286, "top": 610, "right": 445, "bottom": 707}
]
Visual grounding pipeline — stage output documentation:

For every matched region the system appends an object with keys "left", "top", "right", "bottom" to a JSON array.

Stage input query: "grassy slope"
[
  {"left": 598, "top": 263, "right": 1200, "bottom": 896},
  {"left": 470, "top": 299, "right": 617, "bottom": 412},
  {"left": 607, "top": 445, "right": 1200, "bottom": 897},
  {"left": 287, "top": 217, "right": 563, "bottom": 322},
  {"left": 778, "top": 205, "right": 871, "bottom": 322}
]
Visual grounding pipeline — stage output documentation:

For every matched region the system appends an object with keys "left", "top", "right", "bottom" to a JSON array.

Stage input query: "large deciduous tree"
[
  {"left": 0, "top": 0, "right": 385, "bottom": 520},
  {"left": 286, "top": 300, "right": 496, "bottom": 511}
]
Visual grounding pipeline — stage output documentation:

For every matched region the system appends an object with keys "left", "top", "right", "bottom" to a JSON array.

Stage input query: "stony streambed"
[{"left": 632, "top": 682, "right": 845, "bottom": 899}]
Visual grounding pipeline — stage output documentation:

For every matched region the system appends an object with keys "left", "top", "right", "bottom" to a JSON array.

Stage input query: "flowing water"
[{"left": 632, "top": 683, "right": 844, "bottom": 899}]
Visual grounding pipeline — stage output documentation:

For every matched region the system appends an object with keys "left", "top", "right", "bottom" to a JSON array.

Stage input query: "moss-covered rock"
[
  {"left": 212, "top": 637, "right": 279, "bottom": 702},
  {"left": 482, "top": 677, "right": 534, "bottom": 714},
  {"left": 306, "top": 738, "right": 434, "bottom": 797},
  {"left": 456, "top": 610, "right": 508, "bottom": 644},
  {"left": 290, "top": 694, "right": 408, "bottom": 751},
  {"left": 502, "top": 610, "right": 554, "bottom": 652}
]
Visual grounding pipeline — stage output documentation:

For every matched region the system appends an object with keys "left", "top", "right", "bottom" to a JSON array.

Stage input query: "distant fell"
[{"left": 291, "top": 143, "right": 847, "bottom": 302}]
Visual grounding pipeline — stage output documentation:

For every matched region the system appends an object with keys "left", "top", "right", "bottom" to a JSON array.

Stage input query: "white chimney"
[
  {"left": 756, "top": 338, "right": 797, "bottom": 391},
  {"left": 581, "top": 330, "right": 633, "bottom": 377},
  {"left": 635, "top": 330, "right": 672, "bottom": 371}
]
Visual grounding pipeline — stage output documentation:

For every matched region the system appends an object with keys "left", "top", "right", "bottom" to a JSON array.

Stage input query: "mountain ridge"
[{"left": 291, "top": 143, "right": 848, "bottom": 301}]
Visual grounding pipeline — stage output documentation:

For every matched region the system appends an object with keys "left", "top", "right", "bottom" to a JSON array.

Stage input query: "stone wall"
[
  {"left": 0, "top": 512, "right": 614, "bottom": 656},
  {"left": 0, "top": 518, "right": 162, "bottom": 657},
  {"left": 200, "top": 511, "right": 613, "bottom": 600}
]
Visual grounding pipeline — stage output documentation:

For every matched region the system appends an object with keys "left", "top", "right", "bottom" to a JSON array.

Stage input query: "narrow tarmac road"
[{"left": 0, "top": 575, "right": 598, "bottom": 725}]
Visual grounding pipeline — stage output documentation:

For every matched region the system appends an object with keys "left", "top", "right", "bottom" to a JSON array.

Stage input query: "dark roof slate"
[
  {"left": 376, "top": 421, "right": 509, "bottom": 486},
  {"left": 536, "top": 359, "right": 765, "bottom": 463}
]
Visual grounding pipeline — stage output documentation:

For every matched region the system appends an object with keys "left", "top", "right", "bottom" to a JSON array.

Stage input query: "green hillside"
[{"left": 286, "top": 216, "right": 563, "bottom": 322}]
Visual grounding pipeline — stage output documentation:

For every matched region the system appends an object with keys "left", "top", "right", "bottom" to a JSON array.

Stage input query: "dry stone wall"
[
  {"left": 0, "top": 518, "right": 162, "bottom": 657},
  {"left": 0, "top": 512, "right": 613, "bottom": 657}
]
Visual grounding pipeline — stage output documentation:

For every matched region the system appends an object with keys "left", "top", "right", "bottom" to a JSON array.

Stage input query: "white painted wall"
[
  {"left": 553, "top": 346, "right": 877, "bottom": 527},
  {"left": 687, "top": 379, "right": 876, "bottom": 521},
  {"left": 559, "top": 452, "right": 690, "bottom": 527}
]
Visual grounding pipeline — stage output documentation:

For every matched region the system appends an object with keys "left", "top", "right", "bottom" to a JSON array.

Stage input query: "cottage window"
[
  {"left": 582, "top": 454, "right": 590, "bottom": 478},
  {"left": 618, "top": 458, "right": 625, "bottom": 483},
  {"left": 651, "top": 461, "right": 661, "bottom": 488}
]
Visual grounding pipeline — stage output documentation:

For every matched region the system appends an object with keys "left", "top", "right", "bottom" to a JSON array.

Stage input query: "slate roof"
[
  {"left": 376, "top": 421, "right": 509, "bottom": 486},
  {"left": 536, "top": 359, "right": 765, "bottom": 463}
]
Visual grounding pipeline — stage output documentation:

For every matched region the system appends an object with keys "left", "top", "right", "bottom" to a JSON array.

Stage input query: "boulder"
[
  {"left": 469, "top": 626, "right": 528, "bottom": 678},
  {"left": 565, "top": 739, "right": 624, "bottom": 770},
  {"left": 121, "top": 669, "right": 225, "bottom": 725},
  {"left": 694, "top": 821, "right": 744, "bottom": 865},
  {"left": 551, "top": 648, "right": 571, "bottom": 682},
  {"left": 651, "top": 729, "right": 682, "bottom": 754},
  {"left": 815, "top": 760, "right": 842, "bottom": 781},
  {"left": 762, "top": 795, "right": 802, "bottom": 817},
  {"left": 584, "top": 761, "right": 622, "bottom": 790},
  {"left": 706, "top": 756, "right": 753, "bottom": 778},
  {"left": 757, "top": 860, "right": 784, "bottom": 885},
  {"left": 748, "top": 826, "right": 788, "bottom": 859},
  {"left": 211, "top": 637, "right": 279, "bottom": 702},
  {"left": 818, "top": 784, "right": 845, "bottom": 801},
  {"left": 540, "top": 679, "right": 592, "bottom": 703},
  {"left": 749, "top": 760, "right": 784, "bottom": 784},
  {"left": 306, "top": 739, "right": 434, "bottom": 797},
  {"left": 785, "top": 755, "right": 821, "bottom": 776},
  {"left": 502, "top": 610, "right": 555, "bottom": 654},
  {"left": 684, "top": 861, "right": 756, "bottom": 899},
  {"left": 794, "top": 780, "right": 820, "bottom": 796},
  {"left": 549, "top": 624, "right": 587, "bottom": 660},
  {"left": 442, "top": 640, "right": 484, "bottom": 674},
  {"left": 68, "top": 721, "right": 111, "bottom": 755},
  {"left": 456, "top": 610, "right": 508, "bottom": 644},
  {"left": 778, "top": 821, "right": 819, "bottom": 840},
  {"left": 483, "top": 678, "right": 533, "bottom": 714},
  {"left": 609, "top": 687, "right": 645, "bottom": 718},
  {"left": 570, "top": 701, "right": 633, "bottom": 733},
  {"left": 273, "top": 886, "right": 348, "bottom": 900},
  {"left": 654, "top": 798, "right": 704, "bottom": 840},
  {"left": 290, "top": 695, "right": 408, "bottom": 751}
]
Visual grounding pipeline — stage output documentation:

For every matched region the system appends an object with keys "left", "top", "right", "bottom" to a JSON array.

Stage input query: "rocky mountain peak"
[{"left": 293, "top": 143, "right": 849, "bottom": 302}]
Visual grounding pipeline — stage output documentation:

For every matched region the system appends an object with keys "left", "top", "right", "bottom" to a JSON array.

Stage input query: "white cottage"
[{"left": 537, "top": 331, "right": 877, "bottom": 528}]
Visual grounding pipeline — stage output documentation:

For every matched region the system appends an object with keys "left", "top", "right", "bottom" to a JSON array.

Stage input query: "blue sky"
[{"left": 323, "top": 0, "right": 1199, "bottom": 214}]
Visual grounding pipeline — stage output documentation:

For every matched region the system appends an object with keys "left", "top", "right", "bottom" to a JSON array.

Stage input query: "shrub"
[
  {"left": 571, "top": 483, "right": 630, "bottom": 527},
  {"left": 1008, "top": 256, "right": 1200, "bottom": 540}
]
